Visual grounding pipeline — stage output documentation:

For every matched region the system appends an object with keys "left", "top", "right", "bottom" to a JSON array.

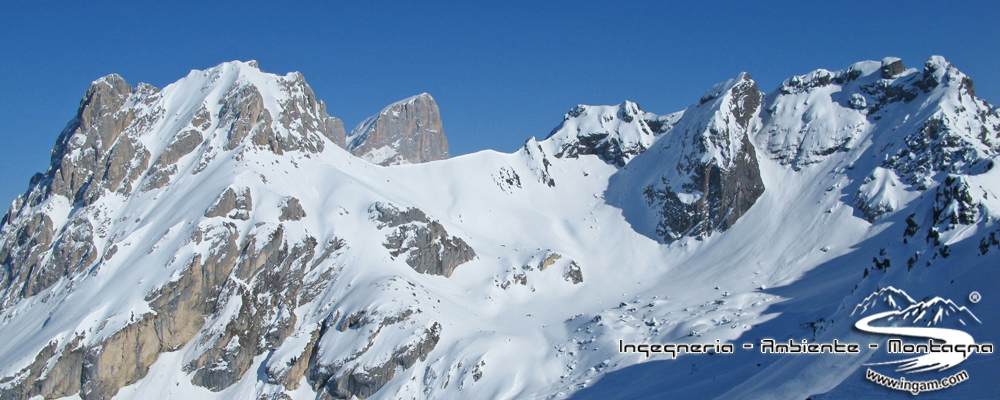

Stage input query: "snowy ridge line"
[{"left": 0, "top": 55, "right": 997, "bottom": 400}]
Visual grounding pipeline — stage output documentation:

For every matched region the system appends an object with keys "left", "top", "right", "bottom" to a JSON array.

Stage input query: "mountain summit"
[{"left": 346, "top": 93, "right": 449, "bottom": 166}]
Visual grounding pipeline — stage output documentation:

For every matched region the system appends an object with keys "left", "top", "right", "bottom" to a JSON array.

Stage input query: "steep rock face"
[
  {"left": 0, "top": 61, "right": 358, "bottom": 400},
  {"left": 0, "top": 74, "right": 149, "bottom": 303},
  {"left": 613, "top": 73, "right": 765, "bottom": 243},
  {"left": 312, "top": 314, "right": 440, "bottom": 400},
  {"left": 0, "top": 61, "right": 346, "bottom": 307},
  {"left": 346, "top": 93, "right": 449, "bottom": 165},
  {"left": 543, "top": 101, "right": 682, "bottom": 167}
]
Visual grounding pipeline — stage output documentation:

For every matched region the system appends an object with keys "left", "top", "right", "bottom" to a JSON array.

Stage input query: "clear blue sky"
[{"left": 1, "top": 1, "right": 997, "bottom": 208}]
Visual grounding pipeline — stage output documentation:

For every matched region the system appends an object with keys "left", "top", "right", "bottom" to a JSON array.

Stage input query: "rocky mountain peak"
[
  {"left": 1, "top": 60, "right": 352, "bottom": 305},
  {"left": 761, "top": 55, "right": 998, "bottom": 188},
  {"left": 541, "top": 101, "right": 682, "bottom": 167},
  {"left": 346, "top": 93, "right": 449, "bottom": 166},
  {"left": 610, "top": 72, "right": 765, "bottom": 243}
]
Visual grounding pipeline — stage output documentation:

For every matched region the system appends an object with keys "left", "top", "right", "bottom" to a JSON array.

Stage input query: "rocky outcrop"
[
  {"left": 933, "top": 175, "right": 978, "bottom": 226},
  {"left": 497, "top": 251, "right": 581, "bottom": 289},
  {"left": 563, "top": 261, "right": 583, "bottom": 284},
  {"left": 47, "top": 74, "right": 141, "bottom": 203},
  {"left": 326, "top": 322, "right": 439, "bottom": 399},
  {"left": 370, "top": 202, "right": 475, "bottom": 277},
  {"left": 218, "top": 66, "right": 346, "bottom": 155},
  {"left": 278, "top": 197, "right": 306, "bottom": 222},
  {"left": 880, "top": 57, "right": 905, "bottom": 79},
  {"left": 306, "top": 307, "right": 441, "bottom": 400},
  {"left": 854, "top": 167, "right": 903, "bottom": 222},
  {"left": 0, "top": 221, "right": 347, "bottom": 399},
  {"left": 635, "top": 73, "right": 766, "bottom": 243},
  {"left": 346, "top": 93, "right": 448, "bottom": 166},
  {"left": 538, "top": 252, "right": 561, "bottom": 271},
  {"left": 0, "top": 221, "right": 243, "bottom": 399},
  {"left": 186, "top": 225, "right": 324, "bottom": 391},
  {"left": 275, "top": 72, "right": 347, "bottom": 150},
  {"left": 205, "top": 187, "right": 253, "bottom": 220},
  {"left": 142, "top": 128, "right": 204, "bottom": 191},
  {"left": 762, "top": 65, "right": 870, "bottom": 169}
]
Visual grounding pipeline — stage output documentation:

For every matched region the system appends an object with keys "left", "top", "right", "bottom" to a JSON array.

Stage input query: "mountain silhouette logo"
[{"left": 852, "top": 287, "right": 985, "bottom": 373}]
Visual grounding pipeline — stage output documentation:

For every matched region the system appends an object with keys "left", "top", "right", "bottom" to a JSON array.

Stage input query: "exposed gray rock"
[
  {"left": 159, "top": 129, "right": 204, "bottom": 166},
  {"left": 385, "top": 221, "right": 475, "bottom": 277},
  {"left": 370, "top": 201, "right": 429, "bottom": 228},
  {"left": 640, "top": 73, "right": 766, "bottom": 243},
  {"left": 0, "top": 63, "right": 361, "bottom": 400},
  {"left": 141, "top": 129, "right": 204, "bottom": 191},
  {"left": 267, "top": 327, "right": 321, "bottom": 390},
  {"left": 563, "top": 261, "right": 583, "bottom": 284},
  {"left": 217, "top": 70, "right": 345, "bottom": 155},
  {"left": 347, "top": 93, "right": 448, "bottom": 166},
  {"left": 370, "top": 202, "right": 475, "bottom": 277},
  {"left": 860, "top": 77, "right": 918, "bottom": 115},
  {"left": 25, "top": 216, "right": 96, "bottom": 297},
  {"left": 521, "top": 138, "right": 556, "bottom": 187},
  {"left": 933, "top": 175, "right": 977, "bottom": 226},
  {"left": 0, "top": 213, "right": 55, "bottom": 305},
  {"left": 492, "top": 166, "right": 522, "bottom": 193},
  {"left": 205, "top": 187, "right": 253, "bottom": 220},
  {"left": 0, "top": 222, "right": 243, "bottom": 400},
  {"left": 538, "top": 252, "right": 561, "bottom": 271},
  {"left": 2, "top": 220, "right": 344, "bottom": 400},
  {"left": 884, "top": 115, "right": 993, "bottom": 188},
  {"left": 47, "top": 74, "right": 135, "bottom": 202},
  {"left": 881, "top": 57, "right": 905, "bottom": 79},
  {"left": 500, "top": 269, "right": 528, "bottom": 289},
  {"left": 881, "top": 57, "right": 999, "bottom": 188},
  {"left": 278, "top": 197, "right": 307, "bottom": 222},
  {"left": 311, "top": 317, "right": 441, "bottom": 400},
  {"left": 472, "top": 360, "right": 485, "bottom": 382},
  {"left": 187, "top": 226, "right": 320, "bottom": 391},
  {"left": 276, "top": 72, "right": 347, "bottom": 150}
]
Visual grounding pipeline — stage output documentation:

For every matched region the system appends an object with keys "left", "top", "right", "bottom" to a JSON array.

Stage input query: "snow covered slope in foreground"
[{"left": 1, "top": 57, "right": 998, "bottom": 400}]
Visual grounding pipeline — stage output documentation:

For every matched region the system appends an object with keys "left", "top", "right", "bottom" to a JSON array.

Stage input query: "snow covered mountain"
[
  {"left": 1, "top": 56, "right": 998, "bottom": 400},
  {"left": 542, "top": 100, "right": 681, "bottom": 167}
]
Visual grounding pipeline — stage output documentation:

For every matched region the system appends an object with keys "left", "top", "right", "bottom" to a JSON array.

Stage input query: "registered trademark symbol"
[{"left": 969, "top": 291, "right": 981, "bottom": 304}]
